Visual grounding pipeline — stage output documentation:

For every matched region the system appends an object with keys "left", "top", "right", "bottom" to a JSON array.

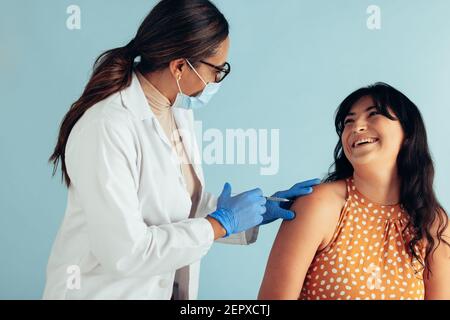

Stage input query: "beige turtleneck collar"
[{"left": 135, "top": 69, "right": 172, "bottom": 116}]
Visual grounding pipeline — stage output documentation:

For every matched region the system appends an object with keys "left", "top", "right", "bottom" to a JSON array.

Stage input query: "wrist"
[
  {"left": 206, "top": 215, "right": 227, "bottom": 239},
  {"left": 208, "top": 209, "right": 232, "bottom": 238}
]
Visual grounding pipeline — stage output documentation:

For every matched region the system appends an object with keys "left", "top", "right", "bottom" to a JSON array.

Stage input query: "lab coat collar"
[
  {"left": 120, "top": 68, "right": 155, "bottom": 121},
  {"left": 120, "top": 71, "right": 173, "bottom": 149}
]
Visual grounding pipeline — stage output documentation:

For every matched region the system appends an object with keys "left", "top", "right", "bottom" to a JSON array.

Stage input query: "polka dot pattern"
[{"left": 299, "top": 178, "right": 425, "bottom": 300}]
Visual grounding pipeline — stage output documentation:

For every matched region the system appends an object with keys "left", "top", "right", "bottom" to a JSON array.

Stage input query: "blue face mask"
[{"left": 172, "top": 59, "right": 221, "bottom": 110}]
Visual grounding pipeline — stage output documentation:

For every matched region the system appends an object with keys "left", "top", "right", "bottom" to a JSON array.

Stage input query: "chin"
[{"left": 347, "top": 152, "right": 380, "bottom": 167}]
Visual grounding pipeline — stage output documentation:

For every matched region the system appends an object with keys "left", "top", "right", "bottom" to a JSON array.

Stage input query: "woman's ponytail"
[
  {"left": 48, "top": 40, "right": 138, "bottom": 187},
  {"left": 49, "top": 0, "right": 229, "bottom": 188}
]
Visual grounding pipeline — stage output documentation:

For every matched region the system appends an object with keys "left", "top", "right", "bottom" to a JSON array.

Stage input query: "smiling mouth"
[{"left": 351, "top": 137, "right": 379, "bottom": 148}]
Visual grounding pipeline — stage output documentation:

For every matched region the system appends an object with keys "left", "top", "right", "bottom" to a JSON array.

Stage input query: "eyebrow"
[{"left": 345, "top": 106, "right": 377, "bottom": 117}]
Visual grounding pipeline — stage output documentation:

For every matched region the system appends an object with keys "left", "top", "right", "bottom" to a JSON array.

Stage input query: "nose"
[{"left": 352, "top": 118, "right": 367, "bottom": 133}]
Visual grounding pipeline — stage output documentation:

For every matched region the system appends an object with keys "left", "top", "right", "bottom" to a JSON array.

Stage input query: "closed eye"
[{"left": 344, "top": 118, "right": 354, "bottom": 125}]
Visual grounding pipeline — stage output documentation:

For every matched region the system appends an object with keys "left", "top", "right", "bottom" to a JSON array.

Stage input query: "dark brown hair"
[
  {"left": 49, "top": 0, "right": 229, "bottom": 187},
  {"left": 325, "top": 82, "right": 449, "bottom": 276}
]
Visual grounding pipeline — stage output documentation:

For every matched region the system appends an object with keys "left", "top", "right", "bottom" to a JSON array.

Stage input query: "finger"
[
  {"left": 275, "top": 187, "right": 312, "bottom": 199},
  {"left": 280, "top": 200, "right": 294, "bottom": 210},
  {"left": 277, "top": 208, "right": 296, "bottom": 220},
  {"left": 255, "top": 215, "right": 264, "bottom": 225},
  {"left": 251, "top": 203, "right": 266, "bottom": 215},
  {"left": 292, "top": 178, "right": 321, "bottom": 189},
  {"left": 260, "top": 196, "right": 267, "bottom": 206},
  {"left": 251, "top": 201, "right": 266, "bottom": 213},
  {"left": 260, "top": 204, "right": 267, "bottom": 214},
  {"left": 219, "top": 182, "right": 232, "bottom": 200},
  {"left": 292, "top": 186, "right": 314, "bottom": 196},
  {"left": 276, "top": 179, "right": 321, "bottom": 198}
]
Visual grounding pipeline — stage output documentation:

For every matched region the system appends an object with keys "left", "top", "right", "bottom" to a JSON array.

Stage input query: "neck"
[
  {"left": 353, "top": 163, "right": 401, "bottom": 205},
  {"left": 140, "top": 67, "right": 178, "bottom": 104}
]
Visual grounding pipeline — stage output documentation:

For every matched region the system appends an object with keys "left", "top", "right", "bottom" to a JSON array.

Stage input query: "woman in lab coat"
[{"left": 45, "top": 0, "right": 319, "bottom": 299}]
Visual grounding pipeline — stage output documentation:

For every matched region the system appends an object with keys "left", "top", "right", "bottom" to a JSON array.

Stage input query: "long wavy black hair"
[{"left": 324, "top": 82, "right": 449, "bottom": 276}]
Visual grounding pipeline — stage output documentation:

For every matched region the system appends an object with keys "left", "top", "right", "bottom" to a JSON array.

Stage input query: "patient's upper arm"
[
  {"left": 424, "top": 210, "right": 450, "bottom": 299},
  {"left": 258, "top": 182, "right": 344, "bottom": 300}
]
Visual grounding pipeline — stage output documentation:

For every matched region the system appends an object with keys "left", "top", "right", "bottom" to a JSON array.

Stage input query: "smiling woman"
[{"left": 258, "top": 82, "right": 450, "bottom": 300}]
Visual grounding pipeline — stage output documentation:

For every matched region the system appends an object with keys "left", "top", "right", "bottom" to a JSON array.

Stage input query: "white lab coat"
[{"left": 43, "top": 70, "right": 258, "bottom": 300}]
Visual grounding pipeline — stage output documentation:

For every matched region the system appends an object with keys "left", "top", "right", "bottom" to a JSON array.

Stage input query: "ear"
[{"left": 169, "top": 59, "right": 186, "bottom": 80}]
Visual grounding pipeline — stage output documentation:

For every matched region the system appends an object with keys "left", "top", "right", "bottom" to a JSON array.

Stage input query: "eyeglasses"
[{"left": 199, "top": 60, "right": 231, "bottom": 83}]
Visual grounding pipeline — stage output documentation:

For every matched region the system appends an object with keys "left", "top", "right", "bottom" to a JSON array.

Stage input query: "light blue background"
[{"left": 1, "top": 0, "right": 449, "bottom": 299}]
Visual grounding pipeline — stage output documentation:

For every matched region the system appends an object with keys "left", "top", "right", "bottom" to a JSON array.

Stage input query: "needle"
[
  {"left": 265, "top": 196, "right": 290, "bottom": 202},
  {"left": 231, "top": 193, "right": 290, "bottom": 202}
]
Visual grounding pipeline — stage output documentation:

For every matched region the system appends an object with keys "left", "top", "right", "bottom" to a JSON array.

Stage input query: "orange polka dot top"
[{"left": 299, "top": 177, "right": 425, "bottom": 300}]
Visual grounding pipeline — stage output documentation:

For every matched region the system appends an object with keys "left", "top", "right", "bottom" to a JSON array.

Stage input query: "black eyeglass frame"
[{"left": 199, "top": 60, "right": 231, "bottom": 83}]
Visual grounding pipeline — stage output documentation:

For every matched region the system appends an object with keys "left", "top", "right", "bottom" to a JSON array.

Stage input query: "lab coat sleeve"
[
  {"left": 66, "top": 118, "right": 214, "bottom": 277},
  {"left": 196, "top": 191, "right": 259, "bottom": 245}
]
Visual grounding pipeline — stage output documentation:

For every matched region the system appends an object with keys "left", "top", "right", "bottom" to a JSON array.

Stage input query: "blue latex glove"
[
  {"left": 261, "top": 178, "right": 321, "bottom": 225},
  {"left": 208, "top": 182, "right": 267, "bottom": 237}
]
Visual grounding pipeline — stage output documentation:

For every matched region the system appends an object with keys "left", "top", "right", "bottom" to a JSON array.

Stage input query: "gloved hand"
[
  {"left": 261, "top": 178, "right": 321, "bottom": 225},
  {"left": 208, "top": 182, "right": 266, "bottom": 237}
]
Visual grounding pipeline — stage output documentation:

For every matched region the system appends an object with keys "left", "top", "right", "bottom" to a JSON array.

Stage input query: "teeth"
[{"left": 353, "top": 138, "right": 378, "bottom": 147}]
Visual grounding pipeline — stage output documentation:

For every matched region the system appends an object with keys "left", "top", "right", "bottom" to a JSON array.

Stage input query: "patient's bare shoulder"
[
  {"left": 291, "top": 179, "right": 347, "bottom": 214},
  {"left": 289, "top": 179, "right": 347, "bottom": 249},
  {"left": 258, "top": 179, "right": 349, "bottom": 298}
]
